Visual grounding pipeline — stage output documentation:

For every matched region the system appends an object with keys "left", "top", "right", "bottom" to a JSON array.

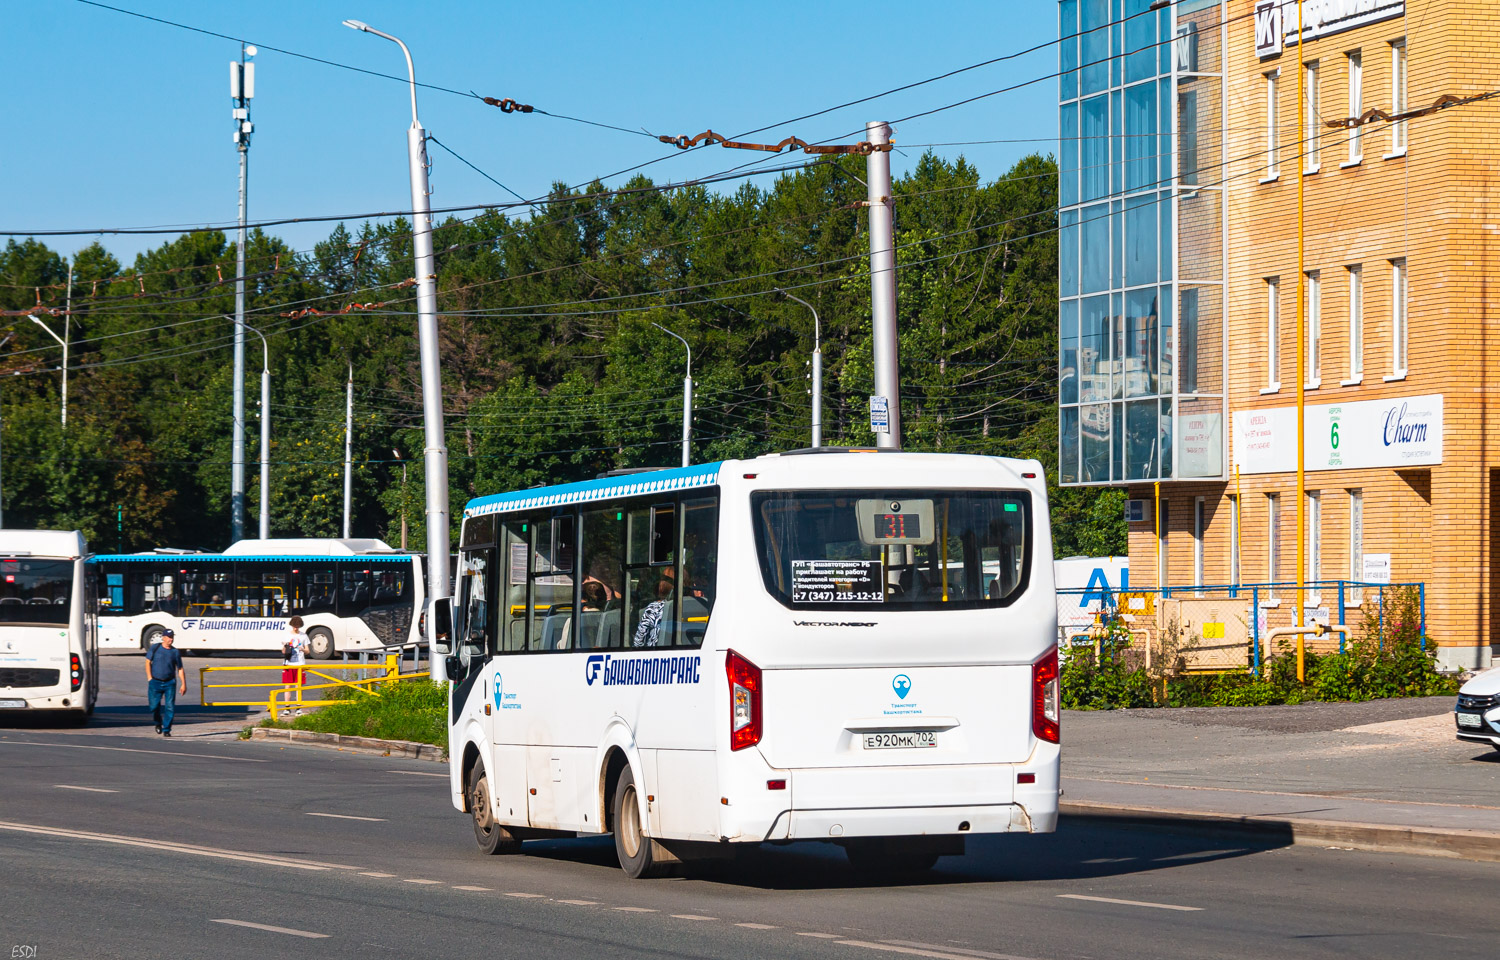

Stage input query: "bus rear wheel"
[
  {"left": 466, "top": 764, "right": 521, "bottom": 855},
  {"left": 141, "top": 625, "right": 165, "bottom": 650},
  {"left": 307, "top": 628, "right": 336, "bottom": 660},
  {"left": 611, "top": 766, "right": 672, "bottom": 879}
]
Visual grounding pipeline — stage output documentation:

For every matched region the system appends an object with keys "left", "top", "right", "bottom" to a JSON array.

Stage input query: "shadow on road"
[
  {"left": 513, "top": 818, "right": 1284, "bottom": 891},
  {"left": 0, "top": 704, "right": 259, "bottom": 732}
]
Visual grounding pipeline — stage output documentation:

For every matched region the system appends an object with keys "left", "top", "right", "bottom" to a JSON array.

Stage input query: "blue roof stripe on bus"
[
  {"left": 463, "top": 462, "right": 723, "bottom": 518},
  {"left": 87, "top": 554, "right": 414, "bottom": 564}
]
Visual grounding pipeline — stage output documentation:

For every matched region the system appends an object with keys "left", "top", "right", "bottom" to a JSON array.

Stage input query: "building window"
[
  {"left": 1266, "top": 278, "right": 1281, "bottom": 390},
  {"left": 1193, "top": 497, "right": 1205, "bottom": 594},
  {"left": 1391, "top": 258, "right": 1408, "bottom": 376},
  {"left": 1158, "top": 499, "right": 1170, "bottom": 588},
  {"left": 1306, "top": 271, "right": 1321, "bottom": 387},
  {"left": 1229, "top": 494, "right": 1241, "bottom": 589},
  {"left": 1390, "top": 40, "right": 1407, "bottom": 154},
  {"left": 1346, "top": 51, "right": 1363, "bottom": 163},
  {"left": 1347, "top": 265, "right": 1363, "bottom": 381},
  {"left": 1267, "top": 493, "right": 1281, "bottom": 596},
  {"left": 1307, "top": 490, "right": 1321, "bottom": 585},
  {"left": 1265, "top": 71, "right": 1280, "bottom": 178},
  {"left": 1304, "top": 61, "right": 1320, "bottom": 172},
  {"left": 1348, "top": 489, "right": 1363, "bottom": 605}
]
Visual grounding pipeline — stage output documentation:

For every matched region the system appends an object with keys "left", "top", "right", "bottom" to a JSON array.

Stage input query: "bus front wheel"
[
  {"left": 611, "top": 767, "right": 672, "bottom": 879},
  {"left": 466, "top": 764, "right": 521, "bottom": 855},
  {"left": 307, "top": 628, "right": 336, "bottom": 660}
]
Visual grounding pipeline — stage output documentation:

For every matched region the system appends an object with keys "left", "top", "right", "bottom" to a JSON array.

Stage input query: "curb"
[
  {"left": 250, "top": 726, "right": 446, "bottom": 763},
  {"left": 1060, "top": 800, "right": 1500, "bottom": 863}
]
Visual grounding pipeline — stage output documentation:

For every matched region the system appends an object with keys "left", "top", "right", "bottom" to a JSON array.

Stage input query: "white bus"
[
  {"left": 92, "top": 538, "right": 424, "bottom": 659},
  {"left": 0, "top": 530, "right": 98, "bottom": 722},
  {"left": 437, "top": 450, "right": 1059, "bottom": 878}
]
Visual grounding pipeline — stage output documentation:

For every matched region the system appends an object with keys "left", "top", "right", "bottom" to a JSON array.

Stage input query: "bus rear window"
[
  {"left": 0, "top": 559, "right": 73, "bottom": 624},
  {"left": 751, "top": 490, "right": 1030, "bottom": 610}
]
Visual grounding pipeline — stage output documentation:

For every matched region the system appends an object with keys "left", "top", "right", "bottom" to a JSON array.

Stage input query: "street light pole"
[
  {"left": 651, "top": 323, "right": 692, "bottom": 468},
  {"left": 345, "top": 18, "right": 450, "bottom": 682},
  {"left": 392, "top": 449, "right": 408, "bottom": 551},
  {"left": 237, "top": 320, "right": 272, "bottom": 540},
  {"left": 778, "top": 289, "right": 822, "bottom": 448},
  {"left": 27, "top": 314, "right": 68, "bottom": 428}
]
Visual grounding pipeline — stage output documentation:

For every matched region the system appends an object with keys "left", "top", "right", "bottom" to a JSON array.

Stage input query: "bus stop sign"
[{"left": 869, "top": 396, "right": 890, "bottom": 434}]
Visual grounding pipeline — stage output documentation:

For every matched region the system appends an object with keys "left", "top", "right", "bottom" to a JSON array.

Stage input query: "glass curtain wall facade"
[{"left": 1058, "top": 0, "right": 1227, "bottom": 485}]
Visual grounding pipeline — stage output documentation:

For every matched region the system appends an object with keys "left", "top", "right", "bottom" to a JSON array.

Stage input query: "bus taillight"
[
  {"left": 1032, "top": 647, "right": 1059, "bottom": 744},
  {"left": 69, "top": 653, "right": 83, "bottom": 691},
  {"left": 727, "top": 650, "right": 762, "bottom": 751}
]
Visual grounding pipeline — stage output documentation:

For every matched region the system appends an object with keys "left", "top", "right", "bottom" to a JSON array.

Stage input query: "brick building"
[{"left": 1056, "top": 0, "right": 1498, "bottom": 669}]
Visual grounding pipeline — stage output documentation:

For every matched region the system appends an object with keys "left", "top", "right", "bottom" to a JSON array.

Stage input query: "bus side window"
[
  {"left": 676, "top": 497, "right": 718, "bottom": 648},
  {"left": 580, "top": 506, "right": 626, "bottom": 649},
  {"left": 500, "top": 520, "right": 529, "bottom": 653},
  {"left": 338, "top": 568, "right": 370, "bottom": 617}
]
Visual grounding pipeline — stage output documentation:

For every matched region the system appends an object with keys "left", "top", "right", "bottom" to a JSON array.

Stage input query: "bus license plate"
[
  {"left": 0, "top": 699, "right": 26, "bottom": 709},
  {"left": 863, "top": 731, "right": 936, "bottom": 750},
  {"left": 1457, "top": 712, "right": 1483, "bottom": 729}
]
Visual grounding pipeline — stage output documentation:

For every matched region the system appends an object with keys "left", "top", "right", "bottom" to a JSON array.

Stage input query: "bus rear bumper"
[
  {"left": 776, "top": 802, "right": 1048, "bottom": 841},
  {"left": 0, "top": 692, "right": 75, "bottom": 711}
]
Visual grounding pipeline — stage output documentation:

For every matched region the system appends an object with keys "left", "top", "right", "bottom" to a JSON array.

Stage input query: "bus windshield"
[
  {"left": 752, "top": 490, "right": 1030, "bottom": 610},
  {"left": 0, "top": 558, "right": 74, "bottom": 625}
]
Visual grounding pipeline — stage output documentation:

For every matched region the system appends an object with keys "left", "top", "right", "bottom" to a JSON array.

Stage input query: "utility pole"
[
  {"left": 244, "top": 323, "right": 271, "bottom": 539},
  {"left": 392, "top": 449, "right": 408, "bottom": 550},
  {"left": 865, "top": 120, "right": 901, "bottom": 450},
  {"left": 62, "top": 263, "right": 71, "bottom": 429},
  {"left": 230, "top": 44, "right": 256, "bottom": 543},
  {"left": 0, "top": 333, "right": 12, "bottom": 528},
  {"left": 345, "top": 19, "right": 451, "bottom": 683},
  {"left": 652, "top": 323, "right": 692, "bottom": 467},
  {"left": 343, "top": 363, "right": 353, "bottom": 539},
  {"left": 778, "top": 289, "right": 822, "bottom": 447}
]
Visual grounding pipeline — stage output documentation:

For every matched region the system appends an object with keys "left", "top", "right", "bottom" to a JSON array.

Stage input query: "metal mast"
[
  {"left": 230, "top": 44, "right": 256, "bottom": 542},
  {"left": 866, "top": 121, "right": 901, "bottom": 449}
]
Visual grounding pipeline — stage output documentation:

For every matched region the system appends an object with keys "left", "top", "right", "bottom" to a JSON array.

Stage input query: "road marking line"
[
  {"left": 452, "top": 886, "right": 491, "bottom": 892},
  {"left": 307, "top": 812, "right": 387, "bottom": 822},
  {"left": 0, "top": 819, "right": 362, "bottom": 873},
  {"left": 1056, "top": 894, "right": 1202, "bottom": 912},
  {"left": 388, "top": 770, "right": 447, "bottom": 777},
  {"left": 736, "top": 923, "right": 778, "bottom": 929},
  {"left": 615, "top": 907, "right": 657, "bottom": 912},
  {"left": 211, "top": 919, "right": 329, "bottom": 939},
  {"left": 799, "top": 932, "right": 841, "bottom": 938},
  {"left": 1, "top": 741, "right": 265, "bottom": 762},
  {"left": 505, "top": 892, "right": 545, "bottom": 899},
  {"left": 359, "top": 872, "right": 396, "bottom": 878},
  {"left": 839, "top": 940, "right": 1031, "bottom": 960},
  {"left": 671, "top": 914, "right": 717, "bottom": 921},
  {"left": 558, "top": 899, "right": 598, "bottom": 905},
  {"left": 883, "top": 941, "right": 1043, "bottom": 960},
  {"left": 402, "top": 879, "right": 442, "bottom": 885},
  {"left": 55, "top": 785, "right": 118, "bottom": 793}
]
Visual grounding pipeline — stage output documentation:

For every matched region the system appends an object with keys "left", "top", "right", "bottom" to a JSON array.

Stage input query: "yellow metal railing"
[{"left": 199, "top": 653, "right": 431, "bottom": 721}]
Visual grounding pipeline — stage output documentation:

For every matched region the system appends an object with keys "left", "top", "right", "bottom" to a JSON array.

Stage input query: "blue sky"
[{"left": 8, "top": 1, "right": 1060, "bottom": 265}]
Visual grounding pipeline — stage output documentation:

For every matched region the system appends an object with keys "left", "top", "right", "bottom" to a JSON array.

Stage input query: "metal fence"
[{"left": 1057, "top": 580, "right": 1426, "bottom": 676}]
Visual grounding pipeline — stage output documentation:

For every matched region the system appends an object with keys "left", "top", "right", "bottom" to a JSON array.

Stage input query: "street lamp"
[
  {"left": 392, "top": 448, "right": 408, "bottom": 551},
  {"left": 651, "top": 323, "right": 692, "bottom": 468},
  {"left": 27, "top": 314, "right": 68, "bottom": 428},
  {"left": 776, "top": 289, "right": 822, "bottom": 448},
  {"left": 237, "top": 320, "right": 272, "bottom": 539},
  {"left": 344, "top": 17, "right": 450, "bottom": 683}
]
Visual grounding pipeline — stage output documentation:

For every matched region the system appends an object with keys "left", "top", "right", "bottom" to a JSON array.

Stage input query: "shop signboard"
[
  {"left": 1232, "top": 394, "right": 1443, "bottom": 474},
  {"left": 1257, "top": 1, "right": 1405, "bottom": 59}
]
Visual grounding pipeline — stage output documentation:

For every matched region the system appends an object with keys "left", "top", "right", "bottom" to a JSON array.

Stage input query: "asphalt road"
[{"left": 2, "top": 725, "right": 1499, "bottom": 960}]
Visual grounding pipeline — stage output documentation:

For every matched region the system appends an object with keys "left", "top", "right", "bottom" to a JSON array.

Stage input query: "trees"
[{"left": 1, "top": 152, "right": 1123, "bottom": 555}]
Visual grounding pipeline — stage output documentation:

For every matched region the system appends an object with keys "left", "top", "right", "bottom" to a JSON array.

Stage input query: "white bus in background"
[
  {"left": 92, "top": 538, "right": 423, "bottom": 659},
  {"left": 437, "top": 450, "right": 1060, "bottom": 879},
  {"left": 0, "top": 530, "right": 98, "bottom": 722}
]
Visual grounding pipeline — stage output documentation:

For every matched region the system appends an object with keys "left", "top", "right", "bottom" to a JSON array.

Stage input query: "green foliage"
[
  {"left": 263, "top": 679, "right": 448, "bottom": 749},
  {"left": 3, "top": 152, "right": 1124, "bottom": 553},
  {"left": 1064, "top": 592, "right": 1459, "bottom": 711}
]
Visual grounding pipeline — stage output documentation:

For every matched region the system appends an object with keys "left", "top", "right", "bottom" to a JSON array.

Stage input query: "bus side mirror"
[{"left": 429, "top": 597, "right": 454, "bottom": 655}]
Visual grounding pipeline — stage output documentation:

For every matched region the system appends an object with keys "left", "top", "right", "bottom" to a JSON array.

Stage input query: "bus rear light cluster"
[
  {"left": 726, "top": 649, "right": 762, "bottom": 751},
  {"left": 1032, "top": 647, "right": 1059, "bottom": 744},
  {"left": 69, "top": 653, "right": 83, "bottom": 691}
]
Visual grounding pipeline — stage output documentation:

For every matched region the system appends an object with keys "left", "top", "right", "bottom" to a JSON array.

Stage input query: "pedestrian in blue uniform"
[{"left": 144, "top": 629, "right": 186, "bottom": 737}]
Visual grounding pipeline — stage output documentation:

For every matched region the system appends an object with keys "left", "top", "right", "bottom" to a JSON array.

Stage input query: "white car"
[{"left": 1455, "top": 666, "right": 1500, "bottom": 750}]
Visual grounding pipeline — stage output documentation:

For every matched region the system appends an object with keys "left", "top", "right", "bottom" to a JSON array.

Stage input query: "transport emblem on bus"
[{"left": 893, "top": 674, "right": 912, "bottom": 699}]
